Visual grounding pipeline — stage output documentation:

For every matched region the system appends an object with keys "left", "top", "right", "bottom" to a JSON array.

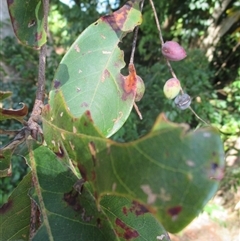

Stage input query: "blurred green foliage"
[{"left": 1, "top": 0, "right": 239, "bottom": 206}]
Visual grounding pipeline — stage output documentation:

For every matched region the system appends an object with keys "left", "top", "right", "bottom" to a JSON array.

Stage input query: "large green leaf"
[
  {"left": 49, "top": 0, "right": 142, "bottom": 137},
  {"left": 0, "top": 172, "right": 31, "bottom": 240},
  {"left": 29, "top": 146, "right": 168, "bottom": 241},
  {"left": 42, "top": 91, "right": 225, "bottom": 233},
  {"left": 7, "top": 0, "right": 46, "bottom": 48}
]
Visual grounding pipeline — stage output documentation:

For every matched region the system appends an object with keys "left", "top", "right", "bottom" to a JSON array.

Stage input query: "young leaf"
[
  {"left": 49, "top": 0, "right": 142, "bottom": 137},
  {"left": 7, "top": 0, "right": 46, "bottom": 48},
  {"left": 0, "top": 172, "right": 31, "bottom": 240},
  {"left": 42, "top": 92, "right": 225, "bottom": 233}
]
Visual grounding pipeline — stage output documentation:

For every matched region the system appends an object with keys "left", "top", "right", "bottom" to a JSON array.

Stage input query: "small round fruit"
[
  {"left": 162, "top": 41, "right": 187, "bottom": 61},
  {"left": 163, "top": 78, "right": 181, "bottom": 99},
  {"left": 174, "top": 93, "right": 191, "bottom": 110},
  {"left": 135, "top": 75, "right": 145, "bottom": 102}
]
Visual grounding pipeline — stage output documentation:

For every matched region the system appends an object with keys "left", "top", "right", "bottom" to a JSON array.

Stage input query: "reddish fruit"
[
  {"left": 162, "top": 41, "right": 187, "bottom": 61},
  {"left": 163, "top": 78, "right": 181, "bottom": 99},
  {"left": 135, "top": 76, "right": 145, "bottom": 102}
]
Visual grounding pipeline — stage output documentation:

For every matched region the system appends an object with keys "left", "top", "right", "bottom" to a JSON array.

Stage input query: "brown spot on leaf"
[
  {"left": 130, "top": 200, "right": 149, "bottom": 216},
  {"left": 43, "top": 104, "right": 50, "bottom": 113},
  {"left": 63, "top": 189, "right": 79, "bottom": 207},
  {"left": 88, "top": 141, "right": 97, "bottom": 166},
  {"left": 115, "top": 218, "right": 139, "bottom": 240},
  {"left": 77, "top": 164, "right": 88, "bottom": 181},
  {"left": 54, "top": 145, "right": 64, "bottom": 158},
  {"left": 35, "top": 32, "right": 42, "bottom": 41},
  {"left": 208, "top": 163, "right": 224, "bottom": 181},
  {"left": 122, "top": 201, "right": 149, "bottom": 217},
  {"left": 81, "top": 102, "right": 88, "bottom": 108},
  {"left": 101, "top": 69, "right": 110, "bottom": 82},
  {"left": 101, "top": 2, "right": 132, "bottom": 32},
  {"left": 54, "top": 80, "right": 61, "bottom": 89},
  {"left": 73, "top": 178, "right": 85, "bottom": 194},
  {"left": 122, "top": 206, "right": 128, "bottom": 216},
  {"left": 85, "top": 110, "right": 93, "bottom": 122},
  {"left": 0, "top": 199, "right": 13, "bottom": 214},
  {"left": 63, "top": 189, "right": 92, "bottom": 221},
  {"left": 167, "top": 206, "right": 182, "bottom": 217},
  {"left": 97, "top": 218, "right": 102, "bottom": 228}
]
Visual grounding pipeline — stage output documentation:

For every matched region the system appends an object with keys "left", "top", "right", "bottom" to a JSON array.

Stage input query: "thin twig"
[
  {"left": 129, "top": 0, "right": 145, "bottom": 64},
  {"left": 35, "top": 0, "right": 49, "bottom": 102},
  {"left": 148, "top": 0, "right": 182, "bottom": 92},
  {"left": 133, "top": 102, "right": 143, "bottom": 120},
  {"left": 148, "top": 0, "right": 164, "bottom": 46},
  {"left": 27, "top": 0, "right": 49, "bottom": 140},
  {"left": 189, "top": 106, "right": 209, "bottom": 125}
]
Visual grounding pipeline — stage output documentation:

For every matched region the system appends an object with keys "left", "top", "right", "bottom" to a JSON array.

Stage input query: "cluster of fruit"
[
  {"left": 134, "top": 41, "right": 191, "bottom": 112},
  {"left": 162, "top": 41, "right": 191, "bottom": 110}
]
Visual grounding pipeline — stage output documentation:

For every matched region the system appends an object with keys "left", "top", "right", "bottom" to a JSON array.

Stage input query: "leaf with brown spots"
[
  {"left": 21, "top": 146, "right": 168, "bottom": 241},
  {"left": 49, "top": 0, "right": 142, "bottom": 137},
  {"left": 43, "top": 88, "right": 225, "bottom": 234},
  {"left": 7, "top": 0, "right": 46, "bottom": 49}
]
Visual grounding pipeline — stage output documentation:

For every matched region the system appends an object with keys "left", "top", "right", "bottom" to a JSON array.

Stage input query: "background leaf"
[
  {"left": 7, "top": 0, "right": 46, "bottom": 48},
  {"left": 49, "top": 0, "right": 142, "bottom": 137},
  {"left": 42, "top": 92, "right": 225, "bottom": 233},
  {"left": 0, "top": 172, "right": 31, "bottom": 241}
]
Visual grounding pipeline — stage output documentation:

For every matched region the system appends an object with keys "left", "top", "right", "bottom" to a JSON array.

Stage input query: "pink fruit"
[
  {"left": 163, "top": 78, "right": 181, "bottom": 99},
  {"left": 162, "top": 41, "right": 187, "bottom": 61},
  {"left": 135, "top": 76, "right": 145, "bottom": 102}
]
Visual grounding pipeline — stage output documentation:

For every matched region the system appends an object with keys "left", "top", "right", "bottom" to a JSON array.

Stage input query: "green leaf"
[
  {"left": 42, "top": 92, "right": 225, "bottom": 233},
  {"left": 0, "top": 172, "right": 31, "bottom": 240},
  {"left": 49, "top": 0, "right": 142, "bottom": 137},
  {"left": 7, "top": 0, "right": 46, "bottom": 48},
  {"left": 30, "top": 146, "right": 168, "bottom": 241}
]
